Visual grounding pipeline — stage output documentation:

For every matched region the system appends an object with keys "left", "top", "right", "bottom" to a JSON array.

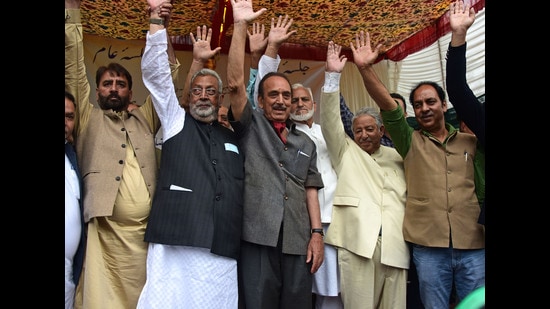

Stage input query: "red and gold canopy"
[{"left": 80, "top": 0, "right": 485, "bottom": 62}]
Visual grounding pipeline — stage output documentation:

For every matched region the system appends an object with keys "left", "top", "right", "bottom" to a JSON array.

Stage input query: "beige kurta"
[{"left": 75, "top": 140, "right": 151, "bottom": 309}]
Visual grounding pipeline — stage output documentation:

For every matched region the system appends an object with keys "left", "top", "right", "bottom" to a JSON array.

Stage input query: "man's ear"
[{"left": 258, "top": 96, "right": 264, "bottom": 109}]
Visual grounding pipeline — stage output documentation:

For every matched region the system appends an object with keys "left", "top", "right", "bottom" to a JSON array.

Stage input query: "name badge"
[{"left": 225, "top": 143, "right": 239, "bottom": 154}]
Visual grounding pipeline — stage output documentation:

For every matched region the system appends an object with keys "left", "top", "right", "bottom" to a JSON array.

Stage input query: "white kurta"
[{"left": 137, "top": 244, "right": 238, "bottom": 309}]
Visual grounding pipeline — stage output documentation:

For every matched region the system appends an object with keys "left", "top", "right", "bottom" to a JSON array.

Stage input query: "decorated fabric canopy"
[{"left": 80, "top": 0, "right": 485, "bottom": 61}]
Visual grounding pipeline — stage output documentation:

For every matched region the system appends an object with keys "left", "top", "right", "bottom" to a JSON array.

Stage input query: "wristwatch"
[
  {"left": 311, "top": 228, "right": 324, "bottom": 236},
  {"left": 149, "top": 18, "right": 164, "bottom": 25}
]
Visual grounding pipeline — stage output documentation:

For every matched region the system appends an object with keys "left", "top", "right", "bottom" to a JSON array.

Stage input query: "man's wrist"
[
  {"left": 149, "top": 18, "right": 164, "bottom": 25},
  {"left": 311, "top": 228, "right": 324, "bottom": 237}
]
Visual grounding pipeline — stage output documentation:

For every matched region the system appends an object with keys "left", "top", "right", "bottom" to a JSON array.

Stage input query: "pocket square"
[{"left": 169, "top": 185, "right": 193, "bottom": 192}]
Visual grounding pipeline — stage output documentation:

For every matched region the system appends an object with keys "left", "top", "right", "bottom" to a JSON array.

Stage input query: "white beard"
[{"left": 290, "top": 108, "right": 314, "bottom": 122}]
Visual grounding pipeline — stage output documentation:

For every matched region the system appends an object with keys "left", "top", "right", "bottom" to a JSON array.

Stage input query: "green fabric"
[
  {"left": 455, "top": 286, "right": 485, "bottom": 309},
  {"left": 380, "top": 105, "right": 414, "bottom": 158},
  {"left": 473, "top": 143, "right": 485, "bottom": 207}
]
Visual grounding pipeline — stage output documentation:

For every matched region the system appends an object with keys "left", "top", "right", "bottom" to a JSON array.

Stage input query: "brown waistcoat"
[
  {"left": 402, "top": 130, "right": 484, "bottom": 249},
  {"left": 76, "top": 107, "right": 157, "bottom": 222}
]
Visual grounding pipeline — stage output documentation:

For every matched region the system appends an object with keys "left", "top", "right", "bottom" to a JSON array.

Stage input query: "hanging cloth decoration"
[{"left": 271, "top": 121, "right": 287, "bottom": 144}]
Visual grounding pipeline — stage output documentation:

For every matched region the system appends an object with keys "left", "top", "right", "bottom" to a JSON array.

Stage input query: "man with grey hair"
[
  {"left": 137, "top": 2, "right": 245, "bottom": 307},
  {"left": 320, "top": 41, "right": 410, "bottom": 309},
  {"left": 249, "top": 14, "right": 341, "bottom": 307}
]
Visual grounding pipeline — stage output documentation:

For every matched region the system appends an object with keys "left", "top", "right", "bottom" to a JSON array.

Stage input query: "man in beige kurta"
[{"left": 320, "top": 41, "right": 409, "bottom": 309}]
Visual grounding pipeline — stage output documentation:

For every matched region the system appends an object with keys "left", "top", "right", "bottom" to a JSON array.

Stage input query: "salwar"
[{"left": 338, "top": 236, "right": 407, "bottom": 309}]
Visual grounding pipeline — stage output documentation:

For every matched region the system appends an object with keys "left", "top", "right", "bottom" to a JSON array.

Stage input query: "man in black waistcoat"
[{"left": 136, "top": 1, "right": 245, "bottom": 307}]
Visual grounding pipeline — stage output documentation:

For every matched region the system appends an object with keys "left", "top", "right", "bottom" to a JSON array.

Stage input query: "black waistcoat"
[{"left": 145, "top": 113, "right": 244, "bottom": 259}]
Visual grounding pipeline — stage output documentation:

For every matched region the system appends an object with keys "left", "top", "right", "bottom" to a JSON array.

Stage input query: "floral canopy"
[{"left": 80, "top": 0, "right": 485, "bottom": 62}]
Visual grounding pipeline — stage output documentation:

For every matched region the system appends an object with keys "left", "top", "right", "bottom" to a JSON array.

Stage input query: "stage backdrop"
[
  {"left": 82, "top": 8, "right": 484, "bottom": 122},
  {"left": 83, "top": 33, "right": 391, "bottom": 124}
]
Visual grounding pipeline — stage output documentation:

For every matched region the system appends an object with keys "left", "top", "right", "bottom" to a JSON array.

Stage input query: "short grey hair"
[
  {"left": 291, "top": 83, "right": 313, "bottom": 98},
  {"left": 352, "top": 106, "right": 383, "bottom": 129},
  {"left": 190, "top": 68, "right": 223, "bottom": 94}
]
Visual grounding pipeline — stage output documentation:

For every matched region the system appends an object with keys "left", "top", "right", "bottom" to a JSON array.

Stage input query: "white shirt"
[
  {"left": 65, "top": 149, "right": 81, "bottom": 309},
  {"left": 294, "top": 122, "right": 338, "bottom": 223}
]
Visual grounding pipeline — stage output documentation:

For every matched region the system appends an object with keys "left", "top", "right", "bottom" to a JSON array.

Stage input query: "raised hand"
[
  {"left": 231, "top": 0, "right": 266, "bottom": 24},
  {"left": 147, "top": 0, "right": 166, "bottom": 12},
  {"left": 325, "top": 41, "right": 347, "bottom": 73},
  {"left": 247, "top": 22, "right": 268, "bottom": 55},
  {"left": 190, "top": 25, "right": 222, "bottom": 62},
  {"left": 268, "top": 15, "right": 297, "bottom": 48},
  {"left": 350, "top": 31, "right": 381, "bottom": 70},
  {"left": 159, "top": 1, "right": 173, "bottom": 26},
  {"left": 449, "top": 0, "right": 476, "bottom": 37}
]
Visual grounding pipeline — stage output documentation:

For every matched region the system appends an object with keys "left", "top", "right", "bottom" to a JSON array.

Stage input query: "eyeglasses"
[{"left": 191, "top": 87, "right": 218, "bottom": 97}]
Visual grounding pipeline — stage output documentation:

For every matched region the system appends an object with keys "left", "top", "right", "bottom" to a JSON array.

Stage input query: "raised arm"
[
  {"left": 138, "top": 2, "right": 179, "bottom": 134},
  {"left": 180, "top": 25, "right": 222, "bottom": 110},
  {"left": 146, "top": 0, "right": 171, "bottom": 34},
  {"left": 351, "top": 31, "right": 396, "bottom": 112},
  {"left": 252, "top": 15, "right": 296, "bottom": 107},
  {"left": 226, "top": 0, "right": 266, "bottom": 120},
  {"left": 339, "top": 94, "right": 354, "bottom": 138},
  {"left": 320, "top": 41, "right": 350, "bottom": 165},
  {"left": 327, "top": 37, "right": 355, "bottom": 139},
  {"left": 65, "top": 0, "right": 93, "bottom": 140},
  {"left": 264, "top": 15, "right": 296, "bottom": 59},
  {"left": 449, "top": 0, "right": 475, "bottom": 48},
  {"left": 326, "top": 41, "right": 347, "bottom": 75},
  {"left": 445, "top": 0, "right": 484, "bottom": 146},
  {"left": 246, "top": 22, "right": 267, "bottom": 109},
  {"left": 143, "top": 0, "right": 186, "bottom": 133},
  {"left": 248, "top": 22, "right": 267, "bottom": 69}
]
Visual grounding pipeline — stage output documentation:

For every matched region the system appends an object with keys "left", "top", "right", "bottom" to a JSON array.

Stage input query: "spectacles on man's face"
[{"left": 191, "top": 87, "right": 218, "bottom": 97}]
